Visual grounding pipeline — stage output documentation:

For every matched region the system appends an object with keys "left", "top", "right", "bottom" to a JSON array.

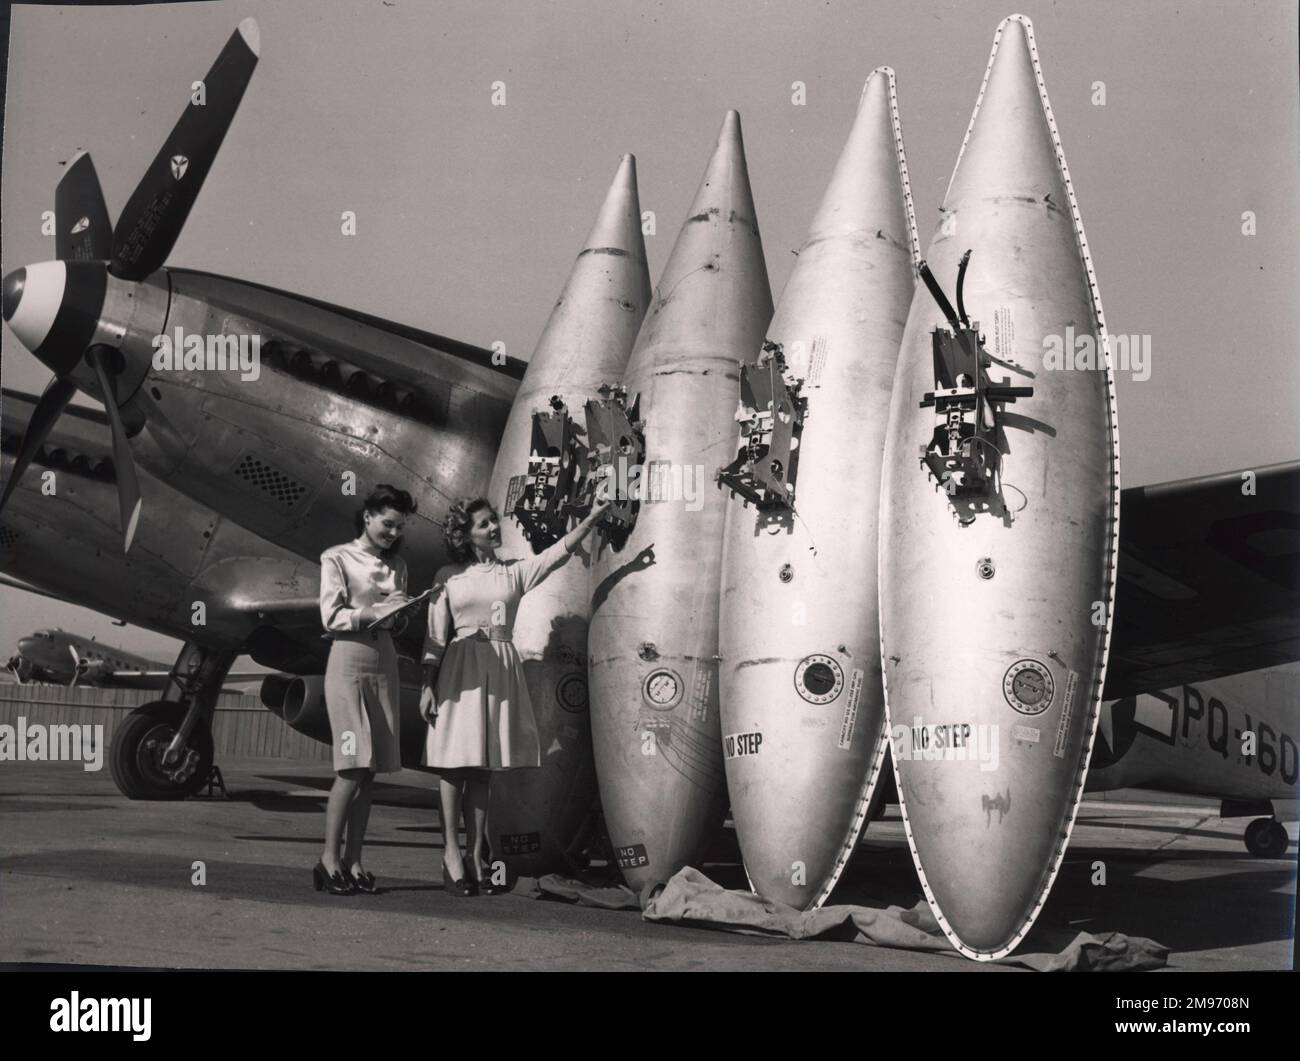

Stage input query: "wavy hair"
[
  {"left": 443, "top": 497, "right": 496, "bottom": 563},
  {"left": 354, "top": 483, "right": 418, "bottom": 557}
]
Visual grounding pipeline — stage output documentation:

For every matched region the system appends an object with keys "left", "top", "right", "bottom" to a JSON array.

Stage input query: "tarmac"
[{"left": 1, "top": 757, "right": 1295, "bottom": 971}]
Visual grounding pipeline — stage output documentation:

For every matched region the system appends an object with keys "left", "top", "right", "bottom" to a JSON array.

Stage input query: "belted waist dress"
[
  {"left": 422, "top": 538, "right": 573, "bottom": 770},
  {"left": 319, "top": 541, "right": 407, "bottom": 773}
]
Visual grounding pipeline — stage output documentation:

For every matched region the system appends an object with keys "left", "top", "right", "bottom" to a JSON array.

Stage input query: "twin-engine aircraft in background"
[
  {"left": 1, "top": 14, "right": 1296, "bottom": 875},
  {"left": 2, "top": 623, "right": 268, "bottom": 692},
  {"left": 4, "top": 626, "right": 170, "bottom": 687}
]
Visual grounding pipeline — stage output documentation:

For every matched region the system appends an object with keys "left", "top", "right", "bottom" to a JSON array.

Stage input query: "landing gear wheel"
[
  {"left": 109, "top": 701, "right": 215, "bottom": 801},
  {"left": 1244, "top": 817, "right": 1289, "bottom": 858}
]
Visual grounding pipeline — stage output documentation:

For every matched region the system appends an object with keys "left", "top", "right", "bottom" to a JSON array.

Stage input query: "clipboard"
[{"left": 364, "top": 587, "right": 432, "bottom": 629}]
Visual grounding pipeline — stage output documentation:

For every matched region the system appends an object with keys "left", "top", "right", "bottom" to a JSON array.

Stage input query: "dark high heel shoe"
[
  {"left": 473, "top": 860, "right": 508, "bottom": 896},
  {"left": 442, "top": 858, "right": 477, "bottom": 897},
  {"left": 313, "top": 861, "right": 356, "bottom": 895},
  {"left": 344, "top": 866, "right": 378, "bottom": 894}
]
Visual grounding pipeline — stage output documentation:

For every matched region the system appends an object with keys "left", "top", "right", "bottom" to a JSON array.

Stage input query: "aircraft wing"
[
  {"left": 107, "top": 668, "right": 270, "bottom": 681},
  {"left": 94, "top": 668, "right": 274, "bottom": 692},
  {"left": 0, "top": 572, "right": 66, "bottom": 601},
  {"left": 1105, "top": 461, "right": 1300, "bottom": 699},
  {"left": 221, "top": 587, "right": 329, "bottom": 675},
  {"left": 232, "top": 594, "right": 321, "bottom": 616},
  {"left": 233, "top": 593, "right": 427, "bottom": 674}
]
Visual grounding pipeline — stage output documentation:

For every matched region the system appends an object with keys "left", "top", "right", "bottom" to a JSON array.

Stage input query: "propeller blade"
[
  {"left": 0, "top": 374, "right": 78, "bottom": 516},
  {"left": 55, "top": 151, "right": 114, "bottom": 261},
  {"left": 86, "top": 346, "right": 143, "bottom": 552},
  {"left": 109, "top": 18, "right": 260, "bottom": 279},
  {"left": 8, "top": 657, "right": 30, "bottom": 685}
]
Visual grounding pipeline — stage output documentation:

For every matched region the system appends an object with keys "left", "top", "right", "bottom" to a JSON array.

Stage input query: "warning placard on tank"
[
  {"left": 644, "top": 460, "right": 672, "bottom": 502},
  {"left": 500, "top": 831, "right": 542, "bottom": 855},
  {"left": 807, "top": 335, "right": 830, "bottom": 386},
  {"left": 689, "top": 667, "right": 711, "bottom": 723},
  {"left": 991, "top": 306, "right": 1016, "bottom": 363},
  {"left": 504, "top": 474, "right": 527, "bottom": 517},
  {"left": 1052, "top": 670, "right": 1079, "bottom": 758},
  {"left": 615, "top": 843, "right": 649, "bottom": 869},
  {"left": 723, "top": 731, "right": 763, "bottom": 759},
  {"left": 837, "top": 668, "right": 864, "bottom": 749}
]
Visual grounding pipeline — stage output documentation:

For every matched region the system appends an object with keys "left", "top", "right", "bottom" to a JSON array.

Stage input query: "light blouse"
[
  {"left": 422, "top": 539, "right": 572, "bottom": 665},
  {"left": 319, "top": 540, "right": 410, "bottom": 633}
]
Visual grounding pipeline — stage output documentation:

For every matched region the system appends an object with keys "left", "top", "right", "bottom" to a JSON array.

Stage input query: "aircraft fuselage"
[
  {"left": 1, "top": 393, "right": 326, "bottom": 673},
  {"left": 121, "top": 270, "right": 518, "bottom": 589},
  {"left": 1088, "top": 667, "right": 1300, "bottom": 801}
]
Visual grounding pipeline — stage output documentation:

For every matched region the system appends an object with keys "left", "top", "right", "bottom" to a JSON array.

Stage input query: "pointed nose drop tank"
[
  {"left": 588, "top": 112, "right": 774, "bottom": 893},
  {"left": 485, "top": 156, "right": 651, "bottom": 875},
  {"left": 879, "top": 16, "right": 1121, "bottom": 959},
  {"left": 717, "top": 69, "right": 918, "bottom": 909}
]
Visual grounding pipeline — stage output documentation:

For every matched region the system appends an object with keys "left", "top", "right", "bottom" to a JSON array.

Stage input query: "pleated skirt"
[
  {"left": 423, "top": 637, "right": 540, "bottom": 770},
  {"left": 324, "top": 632, "right": 402, "bottom": 773}
]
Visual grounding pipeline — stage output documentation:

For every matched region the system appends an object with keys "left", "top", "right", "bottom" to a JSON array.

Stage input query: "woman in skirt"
[
  {"left": 420, "top": 495, "right": 608, "bottom": 895},
  {"left": 316, "top": 483, "right": 418, "bottom": 895}
]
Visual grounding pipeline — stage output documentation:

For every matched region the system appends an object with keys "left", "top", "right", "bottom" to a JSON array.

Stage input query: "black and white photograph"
[{"left": 0, "top": 0, "right": 1296, "bottom": 1021}]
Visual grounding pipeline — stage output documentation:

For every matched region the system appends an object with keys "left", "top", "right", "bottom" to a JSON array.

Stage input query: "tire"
[
  {"left": 1244, "top": 817, "right": 1290, "bottom": 859},
  {"left": 109, "top": 701, "right": 215, "bottom": 801}
]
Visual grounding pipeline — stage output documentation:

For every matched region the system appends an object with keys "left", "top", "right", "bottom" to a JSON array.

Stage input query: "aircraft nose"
[
  {"left": 1, "top": 259, "right": 109, "bottom": 376},
  {"left": 2, "top": 261, "right": 68, "bottom": 354}
]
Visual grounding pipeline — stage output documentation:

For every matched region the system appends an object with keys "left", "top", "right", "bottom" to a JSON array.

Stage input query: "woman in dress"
[
  {"left": 315, "top": 483, "right": 418, "bottom": 895},
  {"left": 421, "top": 496, "right": 608, "bottom": 896}
]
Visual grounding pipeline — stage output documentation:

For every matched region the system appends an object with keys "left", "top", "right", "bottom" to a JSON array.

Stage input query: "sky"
[{"left": 1, "top": 0, "right": 1297, "bottom": 661}]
